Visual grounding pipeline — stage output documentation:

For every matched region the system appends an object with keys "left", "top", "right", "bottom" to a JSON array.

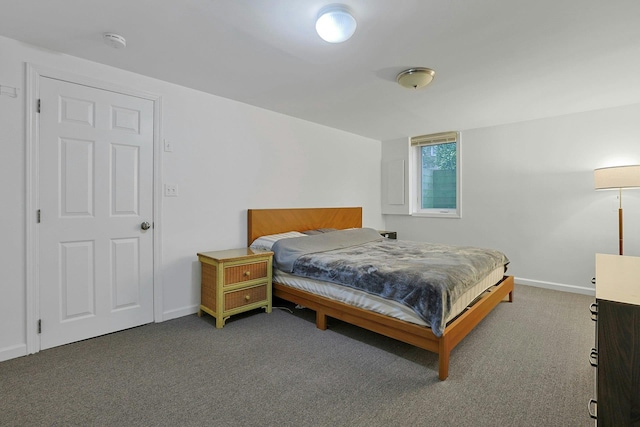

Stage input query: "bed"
[{"left": 247, "top": 207, "right": 514, "bottom": 380}]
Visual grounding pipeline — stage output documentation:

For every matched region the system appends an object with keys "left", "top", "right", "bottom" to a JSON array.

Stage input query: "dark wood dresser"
[{"left": 591, "top": 254, "right": 640, "bottom": 426}]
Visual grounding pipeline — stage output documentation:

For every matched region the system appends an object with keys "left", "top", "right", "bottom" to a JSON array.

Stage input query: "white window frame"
[{"left": 410, "top": 131, "right": 461, "bottom": 218}]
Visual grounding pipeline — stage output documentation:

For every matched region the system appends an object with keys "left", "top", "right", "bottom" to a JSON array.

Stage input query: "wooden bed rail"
[{"left": 273, "top": 275, "right": 514, "bottom": 380}]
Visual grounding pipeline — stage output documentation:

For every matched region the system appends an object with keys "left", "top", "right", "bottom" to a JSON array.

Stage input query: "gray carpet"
[{"left": 0, "top": 284, "right": 595, "bottom": 426}]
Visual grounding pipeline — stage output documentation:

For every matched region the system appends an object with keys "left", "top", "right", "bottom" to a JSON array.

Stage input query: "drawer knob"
[
  {"left": 588, "top": 399, "right": 597, "bottom": 419},
  {"left": 245, "top": 295, "right": 251, "bottom": 301},
  {"left": 244, "top": 271, "right": 251, "bottom": 277},
  {"left": 589, "top": 302, "right": 598, "bottom": 321},
  {"left": 589, "top": 348, "right": 598, "bottom": 367}
]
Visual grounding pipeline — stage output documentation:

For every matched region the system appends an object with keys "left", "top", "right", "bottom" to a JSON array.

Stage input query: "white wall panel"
[
  {"left": 111, "top": 144, "right": 139, "bottom": 216},
  {"left": 60, "top": 138, "right": 94, "bottom": 217},
  {"left": 381, "top": 138, "right": 411, "bottom": 215},
  {"left": 60, "top": 241, "right": 95, "bottom": 320},
  {"left": 60, "top": 96, "right": 94, "bottom": 127},
  {"left": 111, "top": 106, "right": 140, "bottom": 134},
  {"left": 111, "top": 238, "right": 140, "bottom": 310}
]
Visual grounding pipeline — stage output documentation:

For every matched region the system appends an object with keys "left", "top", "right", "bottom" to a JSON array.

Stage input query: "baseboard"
[
  {"left": 0, "top": 343, "right": 27, "bottom": 363},
  {"left": 162, "top": 304, "right": 199, "bottom": 322},
  {"left": 515, "top": 277, "right": 595, "bottom": 296}
]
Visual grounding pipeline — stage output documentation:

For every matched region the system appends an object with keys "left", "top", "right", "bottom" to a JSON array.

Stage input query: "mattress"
[{"left": 273, "top": 265, "right": 505, "bottom": 327}]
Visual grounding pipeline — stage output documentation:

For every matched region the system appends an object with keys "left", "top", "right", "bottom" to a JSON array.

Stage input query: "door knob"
[{"left": 141, "top": 221, "right": 151, "bottom": 230}]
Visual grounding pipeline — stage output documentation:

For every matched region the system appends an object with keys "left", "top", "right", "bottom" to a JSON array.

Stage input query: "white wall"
[
  {"left": 0, "top": 35, "right": 382, "bottom": 361},
  {"left": 383, "top": 104, "right": 640, "bottom": 294}
]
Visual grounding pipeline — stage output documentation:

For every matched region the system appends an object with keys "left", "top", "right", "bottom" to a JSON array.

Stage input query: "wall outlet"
[{"left": 164, "top": 184, "right": 178, "bottom": 197}]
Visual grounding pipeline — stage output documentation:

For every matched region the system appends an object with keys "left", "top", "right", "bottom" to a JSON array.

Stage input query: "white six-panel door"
[{"left": 38, "top": 77, "right": 154, "bottom": 350}]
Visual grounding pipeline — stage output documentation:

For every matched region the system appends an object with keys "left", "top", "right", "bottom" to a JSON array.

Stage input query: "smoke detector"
[{"left": 103, "top": 33, "right": 127, "bottom": 49}]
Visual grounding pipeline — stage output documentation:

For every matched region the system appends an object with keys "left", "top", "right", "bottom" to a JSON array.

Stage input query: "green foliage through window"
[
  {"left": 420, "top": 142, "right": 457, "bottom": 209},
  {"left": 434, "top": 143, "right": 456, "bottom": 170}
]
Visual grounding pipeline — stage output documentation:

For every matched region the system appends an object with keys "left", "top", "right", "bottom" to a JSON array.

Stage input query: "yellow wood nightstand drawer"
[
  {"left": 224, "top": 261, "right": 268, "bottom": 286},
  {"left": 225, "top": 284, "right": 267, "bottom": 310}
]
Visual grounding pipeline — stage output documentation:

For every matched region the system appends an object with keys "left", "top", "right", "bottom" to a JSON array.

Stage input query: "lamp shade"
[{"left": 594, "top": 165, "right": 640, "bottom": 189}]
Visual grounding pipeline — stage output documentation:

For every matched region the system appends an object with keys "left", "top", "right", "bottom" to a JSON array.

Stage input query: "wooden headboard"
[{"left": 247, "top": 207, "right": 362, "bottom": 246}]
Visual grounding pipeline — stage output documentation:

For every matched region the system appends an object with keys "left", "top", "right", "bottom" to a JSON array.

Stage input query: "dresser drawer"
[
  {"left": 224, "top": 261, "right": 268, "bottom": 286},
  {"left": 225, "top": 284, "right": 268, "bottom": 310}
]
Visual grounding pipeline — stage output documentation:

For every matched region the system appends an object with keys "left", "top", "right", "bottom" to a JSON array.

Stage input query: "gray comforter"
[{"left": 271, "top": 228, "right": 509, "bottom": 337}]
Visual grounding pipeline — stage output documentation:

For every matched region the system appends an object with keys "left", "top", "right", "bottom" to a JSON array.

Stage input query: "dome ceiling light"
[
  {"left": 396, "top": 68, "right": 436, "bottom": 89},
  {"left": 315, "top": 5, "right": 357, "bottom": 43}
]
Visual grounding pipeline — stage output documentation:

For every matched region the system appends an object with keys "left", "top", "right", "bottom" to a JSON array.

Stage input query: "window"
[{"left": 411, "top": 131, "right": 460, "bottom": 217}]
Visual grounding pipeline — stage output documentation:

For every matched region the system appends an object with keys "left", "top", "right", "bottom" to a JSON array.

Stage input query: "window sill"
[{"left": 411, "top": 211, "right": 461, "bottom": 219}]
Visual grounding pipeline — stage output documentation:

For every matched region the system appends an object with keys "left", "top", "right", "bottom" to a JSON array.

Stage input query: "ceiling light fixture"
[
  {"left": 396, "top": 68, "right": 436, "bottom": 89},
  {"left": 315, "top": 5, "right": 357, "bottom": 43},
  {"left": 103, "top": 33, "right": 127, "bottom": 49}
]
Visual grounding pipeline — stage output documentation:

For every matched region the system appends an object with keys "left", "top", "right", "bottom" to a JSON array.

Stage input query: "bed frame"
[{"left": 247, "top": 207, "right": 514, "bottom": 380}]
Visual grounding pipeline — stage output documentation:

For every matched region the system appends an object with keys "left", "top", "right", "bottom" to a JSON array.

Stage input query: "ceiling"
[{"left": 2, "top": 0, "right": 640, "bottom": 141}]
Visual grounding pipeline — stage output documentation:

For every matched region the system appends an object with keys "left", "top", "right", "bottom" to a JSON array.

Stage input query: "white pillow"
[{"left": 250, "top": 231, "right": 307, "bottom": 251}]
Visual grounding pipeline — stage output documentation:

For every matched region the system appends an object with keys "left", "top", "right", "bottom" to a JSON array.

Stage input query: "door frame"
[{"left": 25, "top": 64, "right": 164, "bottom": 354}]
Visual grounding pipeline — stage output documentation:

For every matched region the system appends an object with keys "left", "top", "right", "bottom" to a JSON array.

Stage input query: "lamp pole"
[{"left": 619, "top": 188, "right": 623, "bottom": 255}]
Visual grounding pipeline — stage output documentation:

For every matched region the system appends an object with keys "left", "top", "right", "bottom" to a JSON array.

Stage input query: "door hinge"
[
  {"left": 37, "top": 99, "right": 41, "bottom": 113},
  {"left": 37, "top": 319, "right": 42, "bottom": 334},
  {"left": 37, "top": 209, "right": 41, "bottom": 223}
]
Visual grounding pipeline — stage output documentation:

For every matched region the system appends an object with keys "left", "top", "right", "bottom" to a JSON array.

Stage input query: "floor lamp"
[{"left": 594, "top": 165, "right": 640, "bottom": 255}]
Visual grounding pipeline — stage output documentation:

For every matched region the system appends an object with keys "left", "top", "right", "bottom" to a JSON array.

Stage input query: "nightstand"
[
  {"left": 378, "top": 230, "right": 397, "bottom": 239},
  {"left": 197, "top": 248, "right": 273, "bottom": 328}
]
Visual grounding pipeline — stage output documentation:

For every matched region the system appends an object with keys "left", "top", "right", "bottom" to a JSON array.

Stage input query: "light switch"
[
  {"left": 164, "top": 184, "right": 178, "bottom": 197},
  {"left": 164, "top": 140, "right": 173, "bottom": 152}
]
